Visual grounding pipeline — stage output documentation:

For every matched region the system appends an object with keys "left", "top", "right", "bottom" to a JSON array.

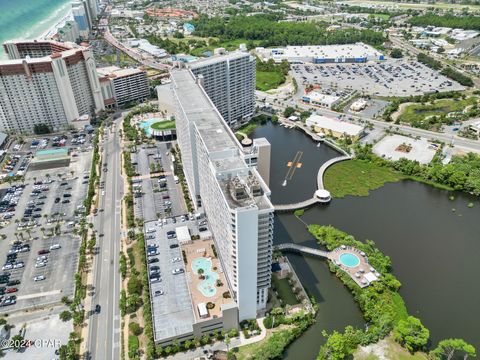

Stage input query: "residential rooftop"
[{"left": 170, "top": 69, "right": 273, "bottom": 211}]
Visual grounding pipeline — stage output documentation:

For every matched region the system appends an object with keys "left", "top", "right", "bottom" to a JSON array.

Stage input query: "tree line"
[
  {"left": 356, "top": 144, "right": 480, "bottom": 196},
  {"left": 191, "top": 14, "right": 386, "bottom": 47},
  {"left": 417, "top": 53, "right": 473, "bottom": 87},
  {"left": 408, "top": 13, "right": 480, "bottom": 31}
]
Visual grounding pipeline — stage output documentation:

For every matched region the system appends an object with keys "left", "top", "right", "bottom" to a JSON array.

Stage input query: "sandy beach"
[{"left": 40, "top": 9, "right": 73, "bottom": 39}]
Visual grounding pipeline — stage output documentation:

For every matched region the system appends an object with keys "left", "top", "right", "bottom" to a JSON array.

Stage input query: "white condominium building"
[
  {"left": 97, "top": 66, "right": 149, "bottom": 107},
  {"left": 0, "top": 40, "right": 104, "bottom": 134},
  {"left": 171, "top": 69, "right": 274, "bottom": 320},
  {"left": 187, "top": 51, "right": 256, "bottom": 129}
]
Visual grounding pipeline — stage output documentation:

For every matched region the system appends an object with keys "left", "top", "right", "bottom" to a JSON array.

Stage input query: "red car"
[
  {"left": 6, "top": 288, "right": 18, "bottom": 293},
  {"left": 38, "top": 249, "right": 50, "bottom": 255}
]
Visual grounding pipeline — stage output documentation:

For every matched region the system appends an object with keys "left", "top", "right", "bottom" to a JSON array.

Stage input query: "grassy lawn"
[
  {"left": 271, "top": 275, "right": 298, "bottom": 306},
  {"left": 371, "top": 13, "right": 390, "bottom": 20},
  {"left": 398, "top": 97, "right": 477, "bottom": 126},
  {"left": 151, "top": 120, "right": 175, "bottom": 130},
  {"left": 256, "top": 70, "right": 286, "bottom": 91},
  {"left": 354, "top": 335, "right": 429, "bottom": 360},
  {"left": 324, "top": 160, "right": 405, "bottom": 198}
]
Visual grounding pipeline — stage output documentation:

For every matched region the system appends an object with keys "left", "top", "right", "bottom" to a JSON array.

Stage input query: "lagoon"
[{"left": 252, "top": 123, "right": 480, "bottom": 357}]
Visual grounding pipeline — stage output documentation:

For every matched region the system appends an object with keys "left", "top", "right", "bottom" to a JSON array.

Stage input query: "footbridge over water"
[
  {"left": 273, "top": 152, "right": 351, "bottom": 212},
  {"left": 274, "top": 243, "right": 330, "bottom": 258}
]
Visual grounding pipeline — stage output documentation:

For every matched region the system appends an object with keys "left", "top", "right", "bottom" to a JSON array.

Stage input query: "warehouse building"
[{"left": 259, "top": 42, "right": 384, "bottom": 64}]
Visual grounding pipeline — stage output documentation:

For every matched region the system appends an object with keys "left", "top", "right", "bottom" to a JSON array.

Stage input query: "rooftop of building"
[
  {"left": 306, "top": 114, "right": 364, "bottom": 136},
  {"left": 1, "top": 40, "right": 86, "bottom": 65},
  {"left": 187, "top": 50, "right": 252, "bottom": 69},
  {"left": 97, "top": 66, "right": 145, "bottom": 78},
  {"left": 272, "top": 42, "right": 383, "bottom": 59},
  {"left": 170, "top": 69, "right": 273, "bottom": 211}
]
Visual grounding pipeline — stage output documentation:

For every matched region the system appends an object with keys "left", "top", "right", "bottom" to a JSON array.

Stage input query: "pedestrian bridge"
[
  {"left": 274, "top": 243, "right": 330, "bottom": 258},
  {"left": 274, "top": 198, "right": 319, "bottom": 212}
]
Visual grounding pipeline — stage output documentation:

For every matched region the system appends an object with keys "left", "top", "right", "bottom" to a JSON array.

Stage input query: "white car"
[
  {"left": 2, "top": 264, "right": 13, "bottom": 270},
  {"left": 36, "top": 256, "right": 47, "bottom": 262},
  {"left": 172, "top": 268, "right": 184, "bottom": 275},
  {"left": 34, "top": 275, "right": 46, "bottom": 281},
  {"left": 35, "top": 262, "right": 46, "bottom": 268},
  {"left": 14, "top": 262, "right": 24, "bottom": 269},
  {"left": 171, "top": 257, "right": 182, "bottom": 263},
  {"left": 49, "top": 244, "right": 61, "bottom": 250}
]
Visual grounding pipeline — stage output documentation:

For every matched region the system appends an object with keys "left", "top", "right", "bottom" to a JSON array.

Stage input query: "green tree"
[
  {"left": 390, "top": 48, "right": 403, "bottom": 58},
  {"left": 127, "top": 274, "right": 143, "bottom": 296},
  {"left": 318, "top": 331, "right": 349, "bottom": 360},
  {"left": 393, "top": 316, "right": 429, "bottom": 353},
  {"left": 429, "top": 338, "right": 476, "bottom": 360},
  {"left": 283, "top": 107, "right": 295, "bottom": 118},
  {"left": 129, "top": 322, "right": 143, "bottom": 336},
  {"left": 59, "top": 310, "right": 72, "bottom": 322}
]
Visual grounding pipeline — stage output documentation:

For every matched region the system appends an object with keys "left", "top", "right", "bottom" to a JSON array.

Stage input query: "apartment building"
[
  {"left": 97, "top": 66, "right": 149, "bottom": 107},
  {"left": 0, "top": 40, "right": 104, "bottom": 133},
  {"left": 171, "top": 69, "right": 274, "bottom": 320},
  {"left": 186, "top": 50, "right": 256, "bottom": 129},
  {"left": 72, "top": 1, "right": 90, "bottom": 39}
]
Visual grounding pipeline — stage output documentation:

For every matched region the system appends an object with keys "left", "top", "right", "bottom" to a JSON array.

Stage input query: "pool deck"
[
  {"left": 274, "top": 243, "right": 380, "bottom": 288},
  {"left": 182, "top": 239, "right": 234, "bottom": 321},
  {"left": 328, "top": 246, "right": 380, "bottom": 288}
]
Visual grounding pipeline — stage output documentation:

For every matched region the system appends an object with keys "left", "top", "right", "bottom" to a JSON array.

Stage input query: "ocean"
[{"left": 0, "top": 0, "right": 71, "bottom": 59}]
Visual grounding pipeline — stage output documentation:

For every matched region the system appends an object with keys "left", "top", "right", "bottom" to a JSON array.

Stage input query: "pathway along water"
[{"left": 252, "top": 123, "right": 480, "bottom": 358}]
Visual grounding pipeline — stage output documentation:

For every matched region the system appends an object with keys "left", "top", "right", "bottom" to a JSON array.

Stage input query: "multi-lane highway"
[{"left": 86, "top": 118, "right": 123, "bottom": 360}]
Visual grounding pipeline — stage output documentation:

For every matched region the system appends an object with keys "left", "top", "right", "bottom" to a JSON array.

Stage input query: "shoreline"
[{"left": 39, "top": 9, "right": 73, "bottom": 40}]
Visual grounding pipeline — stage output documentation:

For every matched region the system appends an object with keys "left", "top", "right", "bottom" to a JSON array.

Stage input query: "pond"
[{"left": 252, "top": 123, "right": 480, "bottom": 358}]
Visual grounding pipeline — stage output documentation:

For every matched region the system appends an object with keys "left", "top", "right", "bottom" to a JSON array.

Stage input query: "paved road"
[
  {"left": 86, "top": 118, "right": 123, "bottom": 360},
  {"left": 103, "top": 30, "right": 171, "bottom": 71}
]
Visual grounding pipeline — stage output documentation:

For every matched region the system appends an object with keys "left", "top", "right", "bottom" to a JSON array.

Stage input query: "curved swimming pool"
[
  {"left": 339, "top": 253, "right": 360, "bottom": 267},
  {"left": 191, "top": 257, "right": 219, "bottom": 297}
]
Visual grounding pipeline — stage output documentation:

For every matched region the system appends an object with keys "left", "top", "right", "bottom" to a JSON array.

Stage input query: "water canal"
[{"left": 251, "top": 122, "right": 480, "bottom": 358}]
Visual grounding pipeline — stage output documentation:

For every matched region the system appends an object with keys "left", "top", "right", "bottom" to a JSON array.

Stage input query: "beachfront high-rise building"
[
  {"left": 171, "top": 69, "right": 274, "bottom": 320},
  {"left": 57, "top": 21, "right": 80, "bottom": 43},
  {"left": 186, "top": 50, "right": 256, "bottom": 129},
  {"left": 0, "top": 40, "right": 104, "bottom": 133},
  {"left": 72, "top": 2, "right": 90, "bottom": 38}
]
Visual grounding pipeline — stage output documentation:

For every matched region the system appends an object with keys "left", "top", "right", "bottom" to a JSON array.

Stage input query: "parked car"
[
  {"left": 172, "top": 268, "right": 184, "bottom": 275},
  {"left": 34, "top": 275, "right": 46, "bottom": 281}
]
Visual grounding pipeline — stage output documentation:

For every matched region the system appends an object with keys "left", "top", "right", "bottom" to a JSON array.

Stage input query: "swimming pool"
[
  {"left": 191, "top": 257, "right": 219, "bottom": 297},
  {"left": 339, "top": 253, "right": 360, "bottom": 267}
]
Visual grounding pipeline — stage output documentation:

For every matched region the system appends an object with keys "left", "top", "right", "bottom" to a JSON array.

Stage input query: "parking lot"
[
  {"left": 0, "top": 143, "right": 93, "bottom": 311},
  {"left": 291, "top": 59, "right": 465, "bottom": 97},
  {"left": 132, "top": 141, "right": 186, "bottom": 222}
]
